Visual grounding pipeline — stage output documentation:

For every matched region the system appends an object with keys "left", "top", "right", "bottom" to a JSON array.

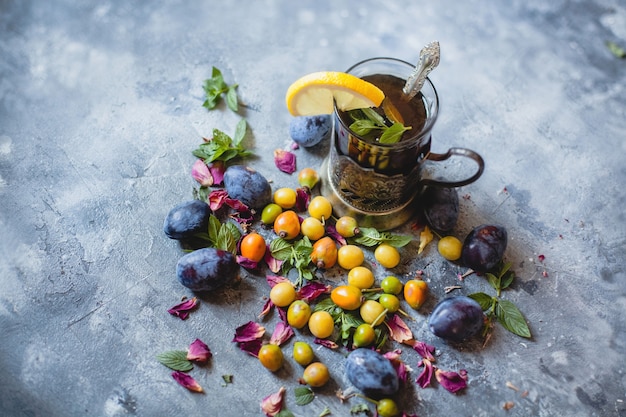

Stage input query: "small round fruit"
[
  {"left": 293, "top": 341, "right": 315, "bottom": 366},
  {"left": 375, "top": 244, "right": 400, "bottom": 269},
  {"left": 308, "top": 311, "right": 334, "bottom": 338},
  {"left": 223, "top": 165, "right": 272, "bottom": 209},
  {"left": 345, "top": 349, "right": 400, "bottom": 399},
  {"left": 261, "top": 203, "right": 283, "bottom": 225},
  {"left": 330, "top": 285, "right": 363, "bottom": 311},
  {"left": 380, "top": 276, "right": 403, "bottom": 295},
  {"left": 270, "top": 281, "right": 297, "bottom": 307},
  {"left": 302, "top": 362, "right": 330, "bottom": 387},
  {"left": 289, "top": 115, "right": 332, "bottom": 147},
  {"left": 298, "top": 168, "right": 320, "bottom": 189},
  {"left": 378, "top": 294, "right": 400, "bottom": 313},
  {"left": 287, "top": 300, "right": 312, "bottom": 329},
  {"left": 403, "top": 279, "right": 428, "bottom": 309},
  {"left": 360, "top": 300, "right": 386, "bottom": 326},
  {"left": 377, "top": 398, "right": 400, "bottom": 417},
  {"left": 337, "top": 244, "right": 364, "bottom": 270},
  {"left": 240, "top": 232, "right": 266, "bottom": 262},
  {"left": 308, "top": 196, "right": 333, "bottom": 221},
  {"left": 353, "top": 323, "right": 376, "bottom": 347},
  {"left": 335, "top": 216, "right": 360, "bottom": 238},
  {"left": 438, "top": 236, "right": 462, "bottom": 261},
  {"left": 311, "top": 236, "right": 338, "bottom": 269},
  {"left": 460, "top": 224, "right": 508, "bottom": 273},
  {"left": 428, "top": 296, "right": 485, "bottom": 342},
  {"left": 348, "top": 266, "right": 375, "bottom": 289},
  {"left": 273, "top": 187, "right": 297, "bottom": 209},
  {"left": 273, "top": 210, "right": 301, "bottom": 240},
  {"left": 258, "top": 344, "right": 284, "bottom": 372},
  {"left": 300, "top": 217, "right": 326, "bottom": 241}
]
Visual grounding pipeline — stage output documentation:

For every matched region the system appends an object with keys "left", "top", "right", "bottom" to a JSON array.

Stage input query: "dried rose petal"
[
  {"left": 538, "top": 254, "right": 545, "bottom": 262},
  {"left": 209, "top": 160, "right": 225, "bottom": 186},
  {"left": 416, "top": 359, "right": 434, "bottom": 388},
  {"left": 295, "top": 187, "right": 310, "bottom": 212},
  {"left": 298, "top": 282, "right": 331, "bottom": 303},
  {"left": 238, "top": 339, "right": 263, "bottom": 358},
  {"left": 276, "top": 305, "right": 288, "bottom": 323},
  {"left": 264, "top": 250, "right": 283, "bottom": 273},
  {"left": 172, "top": 371, "right": 203, "bottom": 393},
  {"left": 274, "top": 149, "right": 296, "bottom": 174},
  {"left": 269, "top": 322, "right": 294, "bottom": 346},
  {"left": 259, "top": 299, "right": 274, "bottom": 318},
  {"left": 325, "top": 225, "right": 347, "bottom": 246},
  {"left": 314, "top": 338, "right": 339, "bottom": 349},
  {"left": 192, "top": 159, "right": 214, "bottom": 187},
  {"left": 261, "top": 386, "right": 286, "bottom": 417},
  {"left": 384, "top": 349, "right": 408, "bottom": 383},
  {"left": 435, "top": 368, "right": 468, "bottom": 393},
  {"left": 412, "top": 340, "right": 436, "bottom": 362},
  {"left": 167, "top": 297, "right": 198, "bottom": 320},
  {"left": 237, "top": 255, "right": 259, "bottom": 269},
  {"left": 187, "top": 338, "right": 212, "bottom": 363},
  {"left": 266, "top": 275, "right": 291, "bottom": 288},
  {"left": 385, "top": 314, "right": 413, "bottom": 344},
  {"left": 232, "top": 321, "right": 266, "bottom": 343},
  {"left": 208, "top": 189, "right": 229, "bottom": 211}
]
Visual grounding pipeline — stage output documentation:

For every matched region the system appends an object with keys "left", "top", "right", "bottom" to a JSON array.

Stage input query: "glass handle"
[{"left": 421, "top": 147, "right": 485, "bottom": 188}]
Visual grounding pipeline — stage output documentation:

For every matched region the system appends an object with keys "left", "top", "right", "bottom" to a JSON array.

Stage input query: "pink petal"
[
  {"left": 261, "top": 386, "right": 286, "bottom": 417},
  {"left": 208, "top": 189, "right": 229, "bottom": 211},
  {"left": 274, "top": 149, "right": 297, "bottom": 174},
  {"left": 172, "top": 371, "right": 203, "bottom": 393},
  {"left": 384, "top": 349, "right": 408, "bottom": 383},
  {"left": 237, "top": 255, "right": 259, "bottom": 269},
  {"left": 208, "top": 160, "right": 225, "bottom": 186},
  {"left": 259, "top": 299, "right": 274, "bottom": 318},
  {"left": 295, "top": 187, "right": 310, "bottom": 212},
  {"left": 232, "top": 321, "right": 266, "bottom": 343},
  {"left": 385, "top": 314, "right": 414, "bottom": 344},
  {"left": 325, "top": 225, "right": 347, "bottom": 246},
  {"left": 314, "top": 338, "right": 339, "bottom": 349},
  {"left": 264, "top": 250, "right": 283, "bottom": 273},
  {"left": 167, "top": 297, "right": 198, "bottom": 320},
  {"left": 416, "top": 359, "right": 434, "bottom": 388},
  {"left": 266, "top": 275, "right": 291, "bottom": 288},
  {"left": 298, "top": 282, "right": 331, "bottom": 303},
  {"left": 187, "top": 338, "right": 212, "bottom": 363},
  {"left": 276, "top": 305, "right": 288, "bottom": 323},
  {"left": 269, "top": 322, "right": 294, "bottom": 346},
  {"left": 191, "top": 159, "right": 214, "bottom": 187},
  {"left": 412, "top": 340, "right": 436, "bottom": 362},
  {"left": 435, "top": 368, "right": 468, "bottom": 393},
  {"left": 238, "top": 339, "right": 263, "bottom": 358}
]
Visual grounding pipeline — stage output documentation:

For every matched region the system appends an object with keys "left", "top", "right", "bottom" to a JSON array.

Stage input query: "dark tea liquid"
[{"left": 334, "top": 73, "right": 431, "bottom": 175}]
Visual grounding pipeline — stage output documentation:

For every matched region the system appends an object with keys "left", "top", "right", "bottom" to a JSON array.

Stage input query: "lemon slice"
[{"left": 286, "top": 71, "right": 385, "bottom": 116}]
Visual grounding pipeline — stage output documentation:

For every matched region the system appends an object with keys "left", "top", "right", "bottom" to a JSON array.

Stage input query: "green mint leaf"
[
  {"left": 314, "top": 297, "right": 338, "bottom": 314},
  {"left": 276, "top": 410, "right": 296, "bottom": 417},
  {"left": 351, "top": 227, "right": 382, "bottom": 247},
  {"left": 192, "top": 124, "right": 254, "bottom": 164},
  {"left": 207, "top": 215, "right": 221, "bottom": 246},
  {"left": 350, "top": 403, "right": 371, "bottom": 414},
  {"left": 485, "top": 272, "right": 500, "bottom": 292},
  {"left": 221, "top": 374, "right": 233, "bottom": 384},
  {"left": 294, "top": 386, "right": 315, "bottom": 406},
  {"left": 226, "top": 85, "right": 239, "bottom": 112},
  {"left": 270, "top": 238, "right": 293, "bottom": 261},
  {"left": 500, "top": 270, "right": 515, "bottom": 290},
  {"left": 233, "top": 119, "right": 247, "bottom": 146},
  {"left": 318, "top": 407, "right": 332, "bottom": 417},
  {"left": 156, "top": 350, "right": 193, "bottom": 372},
  {"left": 379, "top": 232, "right": 412, "bottom": 248},
  {"left": 607, "top": 40, "right": 626, "bottom": 58},
  {"left": 361, "top": 107, "right": 387, "bottom": 126},
  {"left": 217, "top": 222, "right": 241, "bottom": 254},
  {"left": 379, "top": 122, "right": 410, "bottom": 144},
  {"left": 468, "top": 292, "right": 495, "bottom": 311},
  {"left": 349, "top": 119, "right": 378, "bottom": 136},
  {"left": 496, "top": 299, "right": 532, "bottom": 338}
]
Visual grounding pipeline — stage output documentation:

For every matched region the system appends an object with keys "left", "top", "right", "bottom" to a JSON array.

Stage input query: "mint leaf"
[
  {"left": 233, "top": 119, "right": 247, "bottom": 146},
  {"left": 468, "top": 292, "right": 495, "bottom": 311},
  {"left": 350, "top": 403, "right": 371, "bottom": 414},
  {"left": 276, "top": 410, "right": 295, "bottom": 417},
  {"left": 350, "top": 119, "right": 379, "bottom": 136},
  {"left": 294, "top": 386, "right": 315, "bottom": 406},
  {"left": 226, "top": 86, "right": 239, "bottom": 111},
  {"left": 318, "top": 407, "right": 332, "bottom": 417},
  {"left": 379, "top": 122, "right": 411, "bottom": 144},
  {"left": 352, "top": 227, "right": 412, "bottom": 247},
  {"left": 607, "top": 40, "right": 626, "bottom": 58},
  {"left": 496, "top": 299, "right": 531, "bottom": 338},
  {"left": 207, "top": 215, "right": 221, "bottom": 246},
  {"left": 156, "top": 350, "right": 193, "bottom": 372},
  {"left": 192, "top": 125, "right": 254, "bottom": 164},
  {"left": 270, "top": 238, "right": 293, "bottom": 261},
  {"left": 203, "top": 66, "right": 238, "bottom": 111}
]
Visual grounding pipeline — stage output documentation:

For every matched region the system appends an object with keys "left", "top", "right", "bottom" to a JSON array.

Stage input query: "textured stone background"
[{"left": 1, "top": 1, "right": 625, "bottom": 416}]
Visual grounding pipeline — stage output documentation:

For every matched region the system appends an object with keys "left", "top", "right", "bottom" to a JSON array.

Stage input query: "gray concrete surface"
[{"left": 1, "top": 1, "right": 625, "bottom": 416}]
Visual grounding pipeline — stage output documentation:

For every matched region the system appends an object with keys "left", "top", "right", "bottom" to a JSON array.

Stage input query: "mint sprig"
[
  {"left": 156, "top": 350, "right": 193, "bottom": 372},
  {"left": 192, "top": 119, "right": 253, "bottom": 164},
  {"left": 269, "top": 237, "right": 314, "bottom": 287},
  {"left": 203, "top": 66, "right": 239, "bottom": 111},
  {"left": 350, "top": 227, "right": 412, "bottom": 248},
  {"left": 348, "top": 108, "right": 411, "bottom": 144}
]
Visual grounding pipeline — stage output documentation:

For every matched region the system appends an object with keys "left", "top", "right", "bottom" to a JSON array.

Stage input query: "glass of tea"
[{"left": 321, "top": 57, "right": 484, "bottom": 230}]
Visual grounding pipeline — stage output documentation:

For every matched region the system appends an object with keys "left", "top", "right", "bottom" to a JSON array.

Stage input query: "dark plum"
[
  {"left": 289, "top": 115, "right": 332, "bottom": 147},
  {"left": 345, "top": 348, "right": 399, "bottom": 399},
  {"left": 428, "top": 296, "right": 484, "bottom": 342},
  {"left": 176, "top": 248, "right": 239, "bottom": 292},
  {"left": 163, "top": 200, "right": 211, "bottom": 240},
  {"left": 460, "top": 224, "right": 507, "bottom": 272},
  {"left": 421, "top": 186, "right": 459, "bottom": 232},
  {"left": 223, "top": 165, "right": 272, "bottom": 209}
]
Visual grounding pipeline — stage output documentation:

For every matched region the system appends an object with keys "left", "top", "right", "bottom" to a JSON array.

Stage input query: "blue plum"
[
  {"left": 428, "top": 296, "right": 484, "bottom": 342},
  {"left": 460, "top": 224, "right": 507, "bottom": 272},
  {"left": 289, "top": 115, "right": 331, "bottom": 147},
  {"left": 176, "top": 248, "right": 239, "bottom": 292},
  {"left": 223, "top": 165, "right": 272, "bottom": 209},
  {"left": 345, "top": 348, "right": 399, "bottom": 399},
  {"left": 163, "top": 200, "right": 211, "bottom": 240}
]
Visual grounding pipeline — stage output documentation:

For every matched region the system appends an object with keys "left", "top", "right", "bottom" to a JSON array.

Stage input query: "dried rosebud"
[
  {"left": 260, "top": 386, "right": 286, "bottom": 417},
  {"left": 191, "top": 159, "right": 214, "bottom": 187},
  {"left": 187, "top": 338, "right": 211, "bottom": 363},
  {"left": 167, "top": 297, "right": 198, "bottom": 320},
  {"left": 314, "top": 338, "right": 339, "bottom": 350},
  {"left": 232, "top": 321, "right": 266, "bottom": 343},
  {"left": 416, "top": 359, "right": 434, "bottom": 388},
  {"left": 385, "top": 314, "right": 413, "bottom": 344},
  {"left": 295, "top": 187, "right": 310, "bottom": 212},
  {"left": 171, "top": 371, "right": 203, "bottom": 393},
  {"left": 297, "top": 282, "right": 331, "bottom": 303},
  {"left": 274, "top": 149, "right": 296, "bottom": 174},
  {"left": 412, "top": 340, "right": 436, "bottom": 362},
  {"left": 435, "top": 368, "right": 468, "bottom": 393},
  {"left": 269, "top": 322, "right": 294, "bottom": 346}
]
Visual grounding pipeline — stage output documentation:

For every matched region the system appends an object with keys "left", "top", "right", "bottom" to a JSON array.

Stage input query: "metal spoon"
[{"left": 402, "top": 41, "right": 440, "bottom": 100}]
